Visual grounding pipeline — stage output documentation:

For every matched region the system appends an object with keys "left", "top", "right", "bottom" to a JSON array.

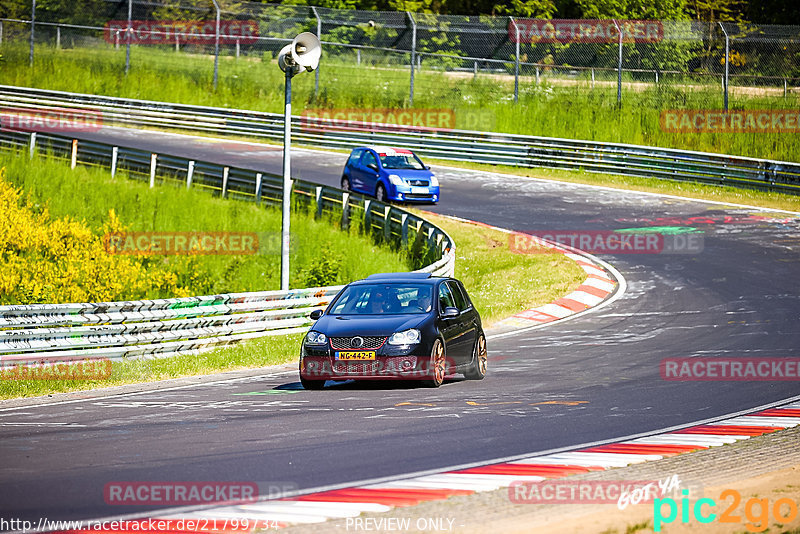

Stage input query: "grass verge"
[
  {"left": 1, "top": 44, "right": 798, "bottom": 163},
  {"left": 0, "top": 149, "right": 408, "bottom": 303}
]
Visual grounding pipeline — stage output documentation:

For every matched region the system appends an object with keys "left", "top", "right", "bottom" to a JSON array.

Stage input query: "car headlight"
[
  {"left": 388, "top": 329, "right": 421, "bottom": 345},
  {"left": 305, "top": 331, "right": 327, "bottom": 345},
  {"left": 429, "top": 174, "right": 439, "bottom": 187},
  {"left": 388, "top": 174, "right": 404, "bottom": 186}
]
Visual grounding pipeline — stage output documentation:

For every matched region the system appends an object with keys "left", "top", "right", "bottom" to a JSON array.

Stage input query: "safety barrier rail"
[
  {"left": 0, "top": 128, "right": 455, "bottom": 366},
  {"left": 1, "top": 85, "right": 798, "bottom": 194}
]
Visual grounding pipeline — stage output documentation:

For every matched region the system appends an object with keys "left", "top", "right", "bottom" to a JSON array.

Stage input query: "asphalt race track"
[{"left": 1, "top": 128, "right": 799, "bottom": 525}]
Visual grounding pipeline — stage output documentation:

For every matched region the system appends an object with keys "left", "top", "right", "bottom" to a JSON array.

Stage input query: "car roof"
[
  {"left": 349, "top": 272, "right": 440, "bottom": 285},
  {"left": 360, "top": 146, "right": 416, "bottom": 156}
]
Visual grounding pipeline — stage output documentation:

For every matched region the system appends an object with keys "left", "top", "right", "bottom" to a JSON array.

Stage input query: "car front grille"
[
  {"left": 333, "top": 361, "right": 379, "bottom": 374},
  {"left": 408, "top": 180, "right": 428, "bottom": 186},
  {"left": 405, "top": 193, "right": 434, "bottom": 200},
  {"left": 330, "top": 336, "right": 387, "bottom": 350}
]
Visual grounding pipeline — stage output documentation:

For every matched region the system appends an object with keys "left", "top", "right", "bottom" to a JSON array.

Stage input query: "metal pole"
[
  {"left": 56, "top": 25, "right": 60, "bottom": 49},
  {"left": 281, "top": 68, "right": 293, "bottom": 290},
  {"left": 510, "top": 17, "right": 519, "bottom": 103},
  {"left": 408, "top": 12, "right": 416, "bottom": 106},
  {"left": 718, "top": 22, "right": 729, "bottom": 111},
  {"left": 211, "top": 0, "right": 220, "bottom": 90},
  {"left": 613, "top": 19, "right": 622, "bottom": 104},
  {"left": 312, "top": 6, "right": 321, "bottom": 98},
  {"left": 0, "top": 20, "right": 4, "bottom": 46},
  {"left": 29, "top": 0, "right": 36, "bottom": 66},
  {"left": 125, "top": 0, "right": 131, "bottom": 75}
]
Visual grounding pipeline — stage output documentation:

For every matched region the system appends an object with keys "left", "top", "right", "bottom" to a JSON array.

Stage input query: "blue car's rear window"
[{"left": 329, "top": 284, "right": 433, "bottom": 315}]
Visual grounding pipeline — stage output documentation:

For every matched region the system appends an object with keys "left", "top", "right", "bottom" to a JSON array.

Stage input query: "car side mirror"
[
  {"left": 310, "top": 309, "right": 323, "bottom": 320},
  {"left": 425, "top": 165, "right": 431, "bottom": 170},
  {"left": 441, "top": 307, "right": 459, "bottom": 319},
  {"left": 367, "top": 163, "right": 378, "bottom": 172}
]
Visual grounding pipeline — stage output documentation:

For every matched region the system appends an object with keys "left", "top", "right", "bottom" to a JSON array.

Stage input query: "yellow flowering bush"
[{"left": 0, "top": 168, "right": 194, "bottom": 304}]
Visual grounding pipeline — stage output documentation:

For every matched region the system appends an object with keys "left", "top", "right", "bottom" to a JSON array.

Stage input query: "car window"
[
  {"left": 438, "top": 283, "right": 456, "bottom": 312},
  {"left": 347, "top": 149, "right": 363, "bottom": 167},
  {"left": 329, "top": 284, "right": 432, "bottom": 315},
  {"left": 361, "top": 151, "right": 378, "bottom": 169},
  {"left": 379, "top": 153, "right": 425, "bottom": 170},
  {"left": 447, "top": 281, "right": 469, "bottom": 311},
  {"left": 454, "top": 281, "right": 473, "bottom": 310}
]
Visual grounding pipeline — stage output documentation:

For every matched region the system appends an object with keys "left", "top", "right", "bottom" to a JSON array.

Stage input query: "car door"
[
  {"left": 436, "top": 281, "right": 470, "bottom": 364},
  {"left": 345, "top": 149, "right": 364, "bottom": 192},
  {"left": 359, "top": 150, "right": 381, "bottom": 195},
  {"left": 449, "top": 280, "right": 479, "bottom": 359}
]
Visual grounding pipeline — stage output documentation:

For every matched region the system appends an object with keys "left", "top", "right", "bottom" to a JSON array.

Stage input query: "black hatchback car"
[{"left": 299, "top": 272, "right": 486, "bottom": 389}]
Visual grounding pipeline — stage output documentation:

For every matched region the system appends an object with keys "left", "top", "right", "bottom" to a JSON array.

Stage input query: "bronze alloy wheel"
[
  {"left": 464, "top": 334, "right": 487, "bottom": 380},
  {"left": 424, "top": 339, "right": 446, "bottom": 388}
]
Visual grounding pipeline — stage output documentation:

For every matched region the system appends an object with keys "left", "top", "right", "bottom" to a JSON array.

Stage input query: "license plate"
[
  {"left": 335, "top": 351, "right": 376, "bottom": 360},
  {"left": 411, "top": 187, "right": 429, "bottom": 194}
]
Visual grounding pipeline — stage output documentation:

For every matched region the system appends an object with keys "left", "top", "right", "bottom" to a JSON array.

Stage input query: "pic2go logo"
[{"left": 654, "top": 489, "right": 799, "bottom": 532}]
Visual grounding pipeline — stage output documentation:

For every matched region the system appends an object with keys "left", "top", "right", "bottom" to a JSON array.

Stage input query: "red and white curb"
[
  {"left": 426, "top": 213, "right": 624, "bottom": 331},
  {"left": 86, "top": 403, "right": 799, "bottom": 530}
]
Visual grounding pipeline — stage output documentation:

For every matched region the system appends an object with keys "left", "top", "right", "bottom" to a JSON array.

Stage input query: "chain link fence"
[{"left": 1, "top": 1, "right": 798, "bottom": 111}]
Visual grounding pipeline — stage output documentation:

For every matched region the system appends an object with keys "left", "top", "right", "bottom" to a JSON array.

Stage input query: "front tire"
[
  {"left": 341, "top": 176, "right": 351, "bottom": 191},
  {"left": 422, "top": 339, "right": 446, "bottom": 388},
  {"left": 300, "top": 376, "right": 325, "bottom": 390},
  {"left": 375, "top": 183, "right": 386, "bottom": 202},
  {"left": 464, "top": 333, "right": 487, "bottom": 380}
]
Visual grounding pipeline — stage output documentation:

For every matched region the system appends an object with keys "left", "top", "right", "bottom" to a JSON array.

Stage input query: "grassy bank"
[
  {"left": 0, "top": 150, "right": 408, "bottom": 303},
  {"left": 1, "top": 44, "right": 798, "bottom": 163}
]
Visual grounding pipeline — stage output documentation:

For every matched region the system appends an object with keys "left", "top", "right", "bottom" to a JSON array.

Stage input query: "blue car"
[{"left": 341, "top": 146, "right": 439, "bottom": 203}]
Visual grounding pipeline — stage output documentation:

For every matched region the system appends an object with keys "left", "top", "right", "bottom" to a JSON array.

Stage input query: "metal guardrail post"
[
  {"left": 111, "top": 146, "right": 118, "bottom": 177},
  {"left": 341, "top": 191, "right": 350, "bottom": 229},
  {"left": 149, "top": 153, "right": 157, "bottom": 187},
  {"left": 0, "top": 20, "right": 4, "bottom": 46},
  {"left": 407, "top": 12, "right": 416, "bottom": 106},
  {"left": 383, "top": 206, "right": 391, "bottom": 241},
  {"left": 70, "top": 139, "right": 77, "bottom": 169},
  {"left": 56, "top": 25, "right": 60, "bottom": 49},
  {"left": 254, "top": 172, "right": 262, "bottom": 203},
  {"left": 187, "top": 160, "right": 195, "bottom": 188},
  {"left": 719, "top": 22, "right": 730, "bottom": 112},
  {"left": 221, "top": 166, "right": 229, "bottom": 197},
  {"left": 29, "top": 132, "right": 36, "bottom": 158},
  {"left": 315, "top": 186, "right": 323, "bottom": 217}
]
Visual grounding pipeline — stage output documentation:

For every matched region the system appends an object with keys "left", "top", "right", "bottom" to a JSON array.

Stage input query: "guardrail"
[
  {"left": 0, "top": 129, "right": 455, "bottom": 366},
  {"left": 1, "top": 85, "right": 799, "bottom": 194}
]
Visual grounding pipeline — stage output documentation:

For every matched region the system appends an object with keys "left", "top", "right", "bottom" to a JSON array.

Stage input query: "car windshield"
[
  {"left": 378, "top": 152, "right": 425, "bottom": 170},
  {"left": 328, "top": 284, "right": 433, "bottom": 315}
]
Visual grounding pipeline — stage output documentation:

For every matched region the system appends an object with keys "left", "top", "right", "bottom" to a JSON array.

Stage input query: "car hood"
[
  {"left": 385, "top": 168, "right": 433, "bottom": 180},
  {"left": 312, "top": 314, "right": 427, "bottom": 337}
]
